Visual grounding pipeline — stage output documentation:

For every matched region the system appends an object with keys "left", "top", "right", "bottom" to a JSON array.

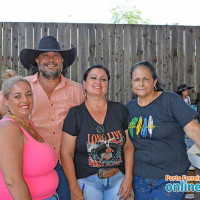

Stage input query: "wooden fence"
[{"left": 1, "top": 22, "right": 200, "bottom": 103}]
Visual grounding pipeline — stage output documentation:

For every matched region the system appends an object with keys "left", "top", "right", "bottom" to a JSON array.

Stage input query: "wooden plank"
[
  {"left": 171, "top": 26, "right": 178, "bottom": 91},
  {"left": 12, "top": 22, "right": 19, "bottom": 74},
  {"left": 25, "top": 23, "right": 34, "bottom": 76},
  {"left": 3, "top": 22, "right": 12, "bottom": 77},
  {"left": 185, "top": 26, "right": 195, "bottom": 87},
  {"left": 115, "top": 24, "right": 124, "bottom": 102},
  {"left": 102, "top": 25, "right": 110, "bottom": 67},
  {"left": 162, "top": 26, "right": 171, "bottom": 91},
  {"left": 177, "top": 26, "right": 184, "bottom": 85},
  {"left": 156, "top": 25, "right": 164, "bottom": 82},
  {"left": 123, "top": 24, "right": 132, "bottom": 103},
  {"left": 42, "top": 23, "right": 49, "bottom": 37},
  {"left": 142, "top": 25, "right": 148, "bottom": 60},
  {"left": 70, "top": 23, "right": 78, "bottom": 82},
  {"left": 33, "top": 23, "right": 42, "bottom": 49},
  {"left": 49, "top": 23, "right": 57, "bottom": 38},
  {"left": 149, "top": 26, "right": 157, "bottom": 65},
  {"left": 26, "top": 23, "right": 33, "bottom": 49},
  {"left": 58, "top": 23, "right": 71, "bottom": 79},
  {"left": 130, "top": 25, "right": 137, "bottom": 65},
  {"left": 88, "top": 24, "right": 95, "bottom": 66},
  {"left": 109, "top": 24, "right": 116, "bottom": 101},
  {"left": 195, "top": 26, "right": 200, "bottom": 92},
  {"left": 78, "top": 24, "right": 88, "bottom": 83},
  {"left": 18, "top": 23, "right": 26, "bottom": 76},
  {"left": 137, "top": 25, "right": 143, "bottom": 61},
  {"left": 102, "top": 24, "right": 110, "bottom": 99},
  {"left": 96, "top": 24, "right": 103, "bottom": 65}
]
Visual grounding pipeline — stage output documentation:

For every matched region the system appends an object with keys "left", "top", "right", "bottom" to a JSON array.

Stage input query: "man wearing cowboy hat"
[{"left": 0, "top": 36, "right": 85, "bottom": 200}]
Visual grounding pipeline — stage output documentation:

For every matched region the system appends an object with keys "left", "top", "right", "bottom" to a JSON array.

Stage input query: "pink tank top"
[{"left": 0, "top": 119, "right": 59, "bottom": 200}]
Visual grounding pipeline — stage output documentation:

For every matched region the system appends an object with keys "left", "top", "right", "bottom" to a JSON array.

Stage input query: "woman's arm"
[
  {"left": 118, "top": 130, "right": 134, "bottom": 200},
  {"left": 184, "top": 119, "right": 200, "bottom": 147},
  {"left": 60, "top": 132, "right": 83, "bottom": 200},
  {"left": 0, "top": 121, "right": 32, "bottom": 200}
]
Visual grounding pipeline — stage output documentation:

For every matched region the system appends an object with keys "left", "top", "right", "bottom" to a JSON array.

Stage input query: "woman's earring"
[
  {"left": 84, "top": 89, "right": 87, "bottom": 100},
  {"left": 154, "top": 85, "right": 157, "bottom": 91},
  {"left": 6, "top": 105, "right": 11, "bottom": 114}
]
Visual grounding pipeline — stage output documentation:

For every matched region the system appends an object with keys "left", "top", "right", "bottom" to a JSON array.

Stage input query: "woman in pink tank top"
[{"left": 0, "top": 76, "right": 59, "bottom": 200}]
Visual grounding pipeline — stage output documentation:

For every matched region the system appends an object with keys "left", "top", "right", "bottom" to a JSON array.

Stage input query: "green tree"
[{"left": 111, "top": 6, "right": 150, "bottom": 24}]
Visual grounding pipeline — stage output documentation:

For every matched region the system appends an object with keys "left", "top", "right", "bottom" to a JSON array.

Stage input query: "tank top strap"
[{"left": 0, "top": 118, "right": 16, "bottom": 123}]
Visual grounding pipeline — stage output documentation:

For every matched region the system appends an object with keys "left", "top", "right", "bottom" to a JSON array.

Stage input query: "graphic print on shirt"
[
  {"left": 87, "top": 130, "right": 124, "bottom": 167},
  {"left": 128, "top": 116, "right": 156, "bottom": 138}
]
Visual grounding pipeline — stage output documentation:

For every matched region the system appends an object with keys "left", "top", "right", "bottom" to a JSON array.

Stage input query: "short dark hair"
[
  {"left": 131, "top": 61, "right": 163, "bottom": 91},
  {"left": 83, "top": 65, "right": 110, "bottom": 81}
]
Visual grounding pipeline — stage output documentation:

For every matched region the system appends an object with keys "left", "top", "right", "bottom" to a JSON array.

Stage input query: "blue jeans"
[
  {"left": 44, "top": 193, "right": 59, "bottom": 200},
  {"left": 55, "top": 162, "right": 70, "bottom": 200},
  {"left": 77, "top": 171, "right": 124, "bottom": 200},
  {"left": 133, "top": 175, "right": 186, "bottom": 200}
]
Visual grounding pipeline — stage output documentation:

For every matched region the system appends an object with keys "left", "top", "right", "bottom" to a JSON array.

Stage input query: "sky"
[{"left": 0, "top": 0, "right": 200, "bottom": 26}]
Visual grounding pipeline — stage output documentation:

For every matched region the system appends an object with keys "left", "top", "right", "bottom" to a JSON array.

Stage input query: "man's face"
[{"left": 36, "top": 52, "right": 64, "bottom": 80}]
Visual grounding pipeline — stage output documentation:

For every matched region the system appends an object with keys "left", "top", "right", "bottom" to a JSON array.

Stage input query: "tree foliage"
[{"left": 111, "top": 6, "right": 150, "bottom": 24}]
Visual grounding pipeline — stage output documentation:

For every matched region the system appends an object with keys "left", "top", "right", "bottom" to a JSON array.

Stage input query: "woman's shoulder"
[
  {"left": 108, "top": 101, "right": 127, "bottom": 110},
  {"left": 0, "top": 118, "right": 23, "bottom": 137},
  {"left": 68, "top": 102, "right": 85, "bottom": 113},
  {"left": 160, "top": 91, "right": 182, "bottom": 101},
  {"left": 125, "top": 98, "right": 137, "bottom": 109}
]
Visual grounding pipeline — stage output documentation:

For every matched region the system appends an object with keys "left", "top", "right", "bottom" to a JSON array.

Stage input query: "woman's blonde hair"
[{"left": 2, "top": 76, "right": 31, "bottom": 99}]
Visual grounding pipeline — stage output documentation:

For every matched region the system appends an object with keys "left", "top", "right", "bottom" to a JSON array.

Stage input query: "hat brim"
[
  {"left": 177, "top": 86, "right": 194, "bottom": 93},
  {"left": 20, "top": 47, "right": 77, "bottom": 70}
]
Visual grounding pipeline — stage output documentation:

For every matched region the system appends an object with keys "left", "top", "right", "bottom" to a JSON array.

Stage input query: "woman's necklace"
[{"left": 8, "top": 113, "right": 35, "bottom": 135}]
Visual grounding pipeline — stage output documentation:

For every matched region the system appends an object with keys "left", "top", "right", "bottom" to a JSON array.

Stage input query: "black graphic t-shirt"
[
  {"left": 63, "top": 101, "right": 128, "bottom": 179},
  {"left": 126, "top": 91, "right": 198, "bottom": 179}
]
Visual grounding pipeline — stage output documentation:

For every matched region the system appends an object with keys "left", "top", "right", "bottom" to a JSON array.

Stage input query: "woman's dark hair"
[
  {"left": 131, "top": 61, "right": 163, "bottom": 91},
  {"left": 83, "top": 64, "right": 110, "bottom": 81}
]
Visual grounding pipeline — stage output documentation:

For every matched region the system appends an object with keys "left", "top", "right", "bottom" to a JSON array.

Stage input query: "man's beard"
[{"left": 39, "top": 63, "right": 63, "bottom": 80}]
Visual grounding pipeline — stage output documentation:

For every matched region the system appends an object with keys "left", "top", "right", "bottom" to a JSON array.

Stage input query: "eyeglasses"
[{"left": 96, "top": 124, "right": 105, "bottom": 134}]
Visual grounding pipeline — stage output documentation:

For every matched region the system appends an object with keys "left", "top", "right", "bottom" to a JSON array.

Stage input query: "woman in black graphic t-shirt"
[
  {"left": 61, "top": 65, "right": 134, "bottom": 200},
  {"left": 126, "top": 61, "right": 200, "bottom": 200}
]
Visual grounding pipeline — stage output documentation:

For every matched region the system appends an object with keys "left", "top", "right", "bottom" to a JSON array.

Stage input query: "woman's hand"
[
  {"left": 70, "top": 185, "right": 84, "bottom": 200},
  {"left": 118, "top": 176, "right": 132, "bottom": 200}
]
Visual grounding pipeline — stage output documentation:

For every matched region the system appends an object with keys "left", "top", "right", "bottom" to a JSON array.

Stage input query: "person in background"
[
  {"left": 5, "top": 69, "right": 17, "bottom": 79},
  {"left": 61, "top": 65, "right": 134, "bottom": 200},
  {"left": 126, "top": 61, "right": 200, "bottom": 200},
  {"left": 176, "top": 84, "right": 193, "bottom": 106},
  {"left": 0, "top": 76, "right": 59, "bottom": 200},
  {"left": 0, "top": 36, "right": 85, "bottom": 200},
  {"left": 177, "top": 84, "right": 196, "bottom": 151}
]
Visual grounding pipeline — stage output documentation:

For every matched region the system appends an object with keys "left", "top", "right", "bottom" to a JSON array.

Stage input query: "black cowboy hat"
[
  {"left": 20, "top": 36, "right": 77, "bottom": 70},
  {"left": 176, "top": 84, "right": 193, "bottom": 94}
]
